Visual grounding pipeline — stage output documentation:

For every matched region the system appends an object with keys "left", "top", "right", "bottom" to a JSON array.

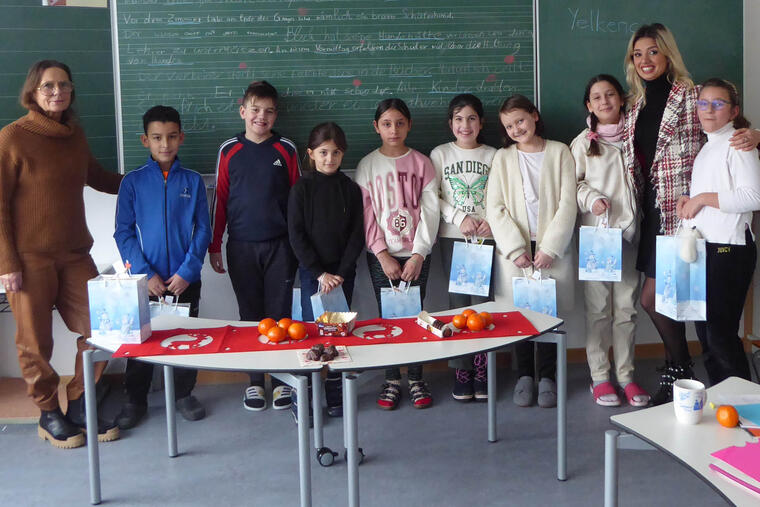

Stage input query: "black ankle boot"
[
  {"left": 325, "top": 376, "right": 343, "bottom": 418},
  {"left": 649, "top": 362, "right": 675, "bottom": 406},
  {"left": 66, "top": 396, "right": 120, "bottom": 442},
  {"left": 38, "top": 408, "right": 85, "bottom": 449},
  {"left": 650, "top": 362, "right": 697, "bottom": 406}
]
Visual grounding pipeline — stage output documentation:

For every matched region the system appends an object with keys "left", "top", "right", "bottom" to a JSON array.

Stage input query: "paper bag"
[
  {"left": 655, "top": 235, "right": 706, "bottom": 321},
  {"left": 88, "top": 273, "right": 151, "bottom": 343},
  {"left": 448, "top": 238, "right": 494, "bottom": 296}
]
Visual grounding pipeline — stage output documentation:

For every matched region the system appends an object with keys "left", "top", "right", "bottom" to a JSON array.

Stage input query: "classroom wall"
[{"left": 1, "top": 2, "right": 759, "bottom": 377}]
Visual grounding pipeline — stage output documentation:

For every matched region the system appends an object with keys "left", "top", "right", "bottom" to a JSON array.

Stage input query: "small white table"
[
  {"left": 604, "top": 376, "right": 760, "bottom": 507},
  {"left": 329, "top": 301, "right": 566, "bottom": 507},
  {"left": 84, "top": 315, "right": 322, "bottom": 506}
]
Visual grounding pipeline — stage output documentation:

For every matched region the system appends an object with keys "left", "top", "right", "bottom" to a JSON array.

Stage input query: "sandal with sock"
[
  {"left": 409, "top": 380, "right": 432, "bottom": 409},
  {"left": 377, "top": 382, "right": 401, "bottom": 410},
  {"left": 590, "top": 381, "right": 621, "bottom": 407}
]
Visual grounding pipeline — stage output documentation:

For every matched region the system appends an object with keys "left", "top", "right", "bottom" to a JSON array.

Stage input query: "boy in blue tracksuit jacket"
[{"left": 113, "top": 105, "right": 211, "bottom": 430}]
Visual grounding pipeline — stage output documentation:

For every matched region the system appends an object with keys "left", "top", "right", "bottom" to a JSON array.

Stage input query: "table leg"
[
  {"left": 312, "top": 371, "right": 323, "bottom": 451},
  {"left": 296, "top": 375, "right": 312, "bottom": 507},
  {"left": 487, "top": 350, "right": 497, "bottom": 442},
  {"left": 345, "top": 373, "right": 360, "bottom": 507},
  {"left": 163, "top": 365, "right": 178, "bottom": 457},
  {"left": 604, "top": 430, "right": 619, "bottom": 507},
  {"left": 83, "top": 350, "right": 101, "bottom": 505},
  {"left": 556, "top": 331, "right": 567, "bottom": 481}
]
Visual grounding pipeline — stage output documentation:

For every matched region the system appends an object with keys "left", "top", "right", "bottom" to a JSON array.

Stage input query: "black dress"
[{"left": 634, "top": 75, "right": 671, "bottom": 278}]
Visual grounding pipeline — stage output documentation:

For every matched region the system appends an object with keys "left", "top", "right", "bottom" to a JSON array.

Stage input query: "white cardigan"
[{"left": 486, "top": 140, "right": 578, "bottom": 312}]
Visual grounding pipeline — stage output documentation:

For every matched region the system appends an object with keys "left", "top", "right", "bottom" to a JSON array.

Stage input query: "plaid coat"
[{"left": 622, "top": 82, "right": 704, "bottom": 235}]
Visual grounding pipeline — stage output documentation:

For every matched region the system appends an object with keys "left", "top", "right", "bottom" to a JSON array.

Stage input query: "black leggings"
[{"left": 366, "top": 252, "right": 431, "bottom": 381}]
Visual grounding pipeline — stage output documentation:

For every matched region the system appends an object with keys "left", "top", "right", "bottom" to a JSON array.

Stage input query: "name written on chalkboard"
[{"left": 568, "top": 8, "right": 642, "bottom": 34}]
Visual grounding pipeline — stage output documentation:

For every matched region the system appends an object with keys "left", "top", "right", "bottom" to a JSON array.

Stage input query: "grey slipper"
[
  {"left": 537, "top": 378, "right": 557, "bottom": 408},
  {"left": 513, "top": 376, "right": 534, "bottom": 407}
]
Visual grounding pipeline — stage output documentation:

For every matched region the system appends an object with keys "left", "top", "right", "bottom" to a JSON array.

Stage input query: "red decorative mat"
[{"left": 113, "top": 312, "right": 538, "bottom": 358}]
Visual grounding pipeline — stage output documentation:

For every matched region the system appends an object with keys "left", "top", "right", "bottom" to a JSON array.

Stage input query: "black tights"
[{"left": 640, "top": 277, "right": 690, "bottom": 365}]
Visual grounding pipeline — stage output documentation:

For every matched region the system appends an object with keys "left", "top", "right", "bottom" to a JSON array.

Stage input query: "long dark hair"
[
  {"left": 374, "top": 98, "right": 411, "bottom": 122},
  {"left": 699, "top": 78, "right": 751, "bottom": 130},
  {"left": 447, "top": 93, "right": 485, "bottom": 144},
  {"left": 583, "top": 74, "right": 625, "bottom": 157},
  {"left": 497, "top": 94, "right": 544, "bottom": 148},
  {"left": 19, "top": 60, "right": 76, "bottom": 123},
  {"left": 303, "top": 122, "right": 348, "bottom": 171}
]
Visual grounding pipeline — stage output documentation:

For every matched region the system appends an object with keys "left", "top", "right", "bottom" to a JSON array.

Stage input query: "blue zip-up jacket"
[{"left": 114, "top": 157, "right": 211, "bottom": 284}]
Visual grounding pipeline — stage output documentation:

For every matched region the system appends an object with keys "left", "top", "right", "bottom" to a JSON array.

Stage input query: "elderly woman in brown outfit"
[{"left": 0, "top": 60, "right": 122, "bottom": 447}]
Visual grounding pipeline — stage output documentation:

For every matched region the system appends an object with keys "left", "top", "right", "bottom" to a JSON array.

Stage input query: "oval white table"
[{"left": 83, "top": 301, "right": 564, "bottom": 507}]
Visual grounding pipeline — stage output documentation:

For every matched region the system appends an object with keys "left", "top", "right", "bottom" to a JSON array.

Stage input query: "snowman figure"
[
  {"left": 456, "top": 264, "right": 468, "bottom": 286},
  {"left": 605, "top": 255, "right": 616, "bottom": 273},
  {"left": 663, "top": 270, "right": 675, "bottom": 305},
  {"left": 98, "top": 309, "right": 111, "bottom": 335},
  {"left": 473, "top": 271, "right": 486, "bottom": 289},
  {"left": 585, "top": 250, "right": 597, "bottom": 271}
]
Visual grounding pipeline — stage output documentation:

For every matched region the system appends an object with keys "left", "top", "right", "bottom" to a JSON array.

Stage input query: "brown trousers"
[{"left": 8, "top": 249, "right": 105, "bottom": 411}]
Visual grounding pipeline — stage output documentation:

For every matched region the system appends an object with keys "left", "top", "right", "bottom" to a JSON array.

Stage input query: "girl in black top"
[{"left": 287, "top": 122, "right": 364, "bottom": 417}]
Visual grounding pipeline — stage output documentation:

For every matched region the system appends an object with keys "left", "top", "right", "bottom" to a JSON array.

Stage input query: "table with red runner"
[{"left": 113, "top": 312, "right": 539, "bottom": 358}]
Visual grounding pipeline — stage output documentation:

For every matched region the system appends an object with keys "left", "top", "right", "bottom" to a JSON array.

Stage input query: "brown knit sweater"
[{"left": 0, "top": 111, "right": 123, "bottom": 274}]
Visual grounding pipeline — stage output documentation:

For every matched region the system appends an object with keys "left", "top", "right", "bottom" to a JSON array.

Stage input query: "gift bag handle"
[{"left": 595, "top": 208, "right": 610, "bottom": 229}]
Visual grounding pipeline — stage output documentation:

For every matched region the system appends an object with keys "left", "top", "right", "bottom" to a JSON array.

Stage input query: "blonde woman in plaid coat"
[{"left": 622, "top": 24, "right": 760, "bottom": 405}]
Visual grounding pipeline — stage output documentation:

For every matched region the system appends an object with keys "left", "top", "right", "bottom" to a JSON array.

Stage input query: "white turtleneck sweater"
[{"left": 687, "top": 123, "right": 760, "bottom": 245}]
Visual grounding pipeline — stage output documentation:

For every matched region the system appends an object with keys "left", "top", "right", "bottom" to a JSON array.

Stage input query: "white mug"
[{"left": 672, "top": 379, "right": 707, "bottom": 424}]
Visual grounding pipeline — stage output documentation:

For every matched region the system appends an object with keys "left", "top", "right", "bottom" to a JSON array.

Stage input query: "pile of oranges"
[
  {"left": 451, "top": 309, "right": 493, "bottom": 332},
  {"left": 258, "top": 318, "right": 308, "bottom": 343}
]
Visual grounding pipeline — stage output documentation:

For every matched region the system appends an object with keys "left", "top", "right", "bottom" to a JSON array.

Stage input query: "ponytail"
[{"left": 586, "top": 114, "right": 601, "bottom": 157}]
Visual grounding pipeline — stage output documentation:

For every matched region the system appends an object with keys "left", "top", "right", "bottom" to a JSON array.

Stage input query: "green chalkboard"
[
  {"left": 114, "top": 0, "right": 534, "bottom": 173},
  {"left": 538, "top": 0, "right": 742, "bottom": 144},
  {"left": 0, "top": 1, "right": 117, "bottom": 170}
]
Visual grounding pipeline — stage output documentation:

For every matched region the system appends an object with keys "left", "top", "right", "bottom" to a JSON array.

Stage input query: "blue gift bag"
[
  {"left": 88, "top": 273, "right": 151, "bottom": 343},
  {"left": 512, "top": 272, "right": 557, "bottom": 317},
  {"left": 448, "top": 238, "right": 494, "bottom": 297},
  {"left": 578, "top": 221, "right": 622, "bottom": 282},
  {"left": 292, "top": 288, "right": 303, "bottom": 321},
  {"left": 310, "top": 285, "right": 349, "bottom": 321},
  {"left": 380, "top": 283, "right": 422, "bottom": 318},
  {"left": 655, "top": 234, "right": 706, "bottom": 321}
]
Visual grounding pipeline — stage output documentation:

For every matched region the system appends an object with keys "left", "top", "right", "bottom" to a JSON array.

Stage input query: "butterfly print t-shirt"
[{"left": 430, "top": 142, "right": 497, "bottom": 239}]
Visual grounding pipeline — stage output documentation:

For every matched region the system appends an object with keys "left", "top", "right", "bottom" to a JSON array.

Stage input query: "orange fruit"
[
  {"left": 258, "top": 318, "right": 276, "bottom": 336},
  {"left": 451, "top": 314, "right": 467, "bottom": 329},
  {"left": 716, "top": 405, "right": 739, "bottom": 428},
  {"left": 466, "top": 313, "right": 485, "bottom": 331},
  {"left": 267, "top": 326, "right": 287, "bottom": 343},
  {"left": 278, "top": 318, "right": 293, "bottom": 330},
  {"left": 462, "top": 309, "right": 476, "bottom": 317},
  {"left": 479, "top": 312, "right": 493, "bottom": 327},
  {"left": 288, "top": 322, "right": 307, "bottom": 341}
]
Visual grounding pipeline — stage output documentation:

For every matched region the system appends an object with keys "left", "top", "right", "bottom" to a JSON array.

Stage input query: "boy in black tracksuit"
[{"left": 209, "top": 81, "right": 300, "bottom": 411}]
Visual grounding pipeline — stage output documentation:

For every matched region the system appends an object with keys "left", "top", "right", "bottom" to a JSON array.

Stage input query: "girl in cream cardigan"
[{"left": 486, "top": 95, "right": 577, "bottom": 408}]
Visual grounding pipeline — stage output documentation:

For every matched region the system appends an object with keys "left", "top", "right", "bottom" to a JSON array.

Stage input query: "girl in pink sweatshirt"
[{"left": 355, "top": 98, "right": 440, "bottom": 410}]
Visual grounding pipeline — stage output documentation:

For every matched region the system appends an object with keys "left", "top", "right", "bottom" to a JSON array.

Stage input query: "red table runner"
[{"left": 113, "top": 312, "right": 539, "bottom": 358}]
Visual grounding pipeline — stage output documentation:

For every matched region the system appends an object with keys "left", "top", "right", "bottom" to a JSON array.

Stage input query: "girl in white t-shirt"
[
  {"left": 431, "top": 94, "right": 496, "bottom": 403},
  {"left": 486, "top": 94, "right": 577, "bottom": 408},
  {"left": 571, "top": 74, "right": 649, "bottom": 408},
  {"left": 355, "top": 98, "right": 440, "bottom": 411},
  {"left": 677, "top": 78, "right": 760, "bottom": 385}
]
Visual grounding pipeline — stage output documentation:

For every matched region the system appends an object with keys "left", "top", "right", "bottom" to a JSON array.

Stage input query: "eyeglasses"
[
  {"left": 37, "top": 81, "right": 74, "bottom": 96},
  {"left": 696, "top": 99, "right": 730, "bottom": 111}
]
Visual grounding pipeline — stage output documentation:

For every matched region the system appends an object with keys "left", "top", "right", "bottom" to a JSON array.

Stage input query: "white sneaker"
[
  {"left": 272, "top": 385, "right": 293, "bottom": 410},
  {"left": 243, "top": 385, "right": 266, "bottom": 411}
]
